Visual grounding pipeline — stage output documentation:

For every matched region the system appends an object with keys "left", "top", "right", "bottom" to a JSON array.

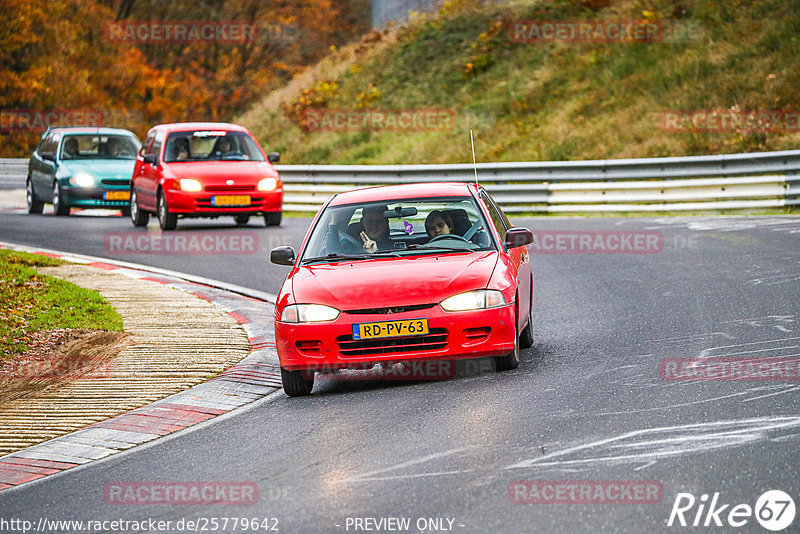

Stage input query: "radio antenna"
[{"left": 470, "top": 129, "right": 479, "bottom": 188}]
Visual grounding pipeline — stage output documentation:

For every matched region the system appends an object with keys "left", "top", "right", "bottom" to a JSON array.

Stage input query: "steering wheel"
[
  {"left": 428, "top": 234, "right": 471, "bottom": 244},
  {"left": 340, "top": 231, "right": 364, "bottom": 248}
]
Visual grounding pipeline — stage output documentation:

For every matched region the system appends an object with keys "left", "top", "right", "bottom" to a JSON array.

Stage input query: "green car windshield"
[
  {"left": 301, "top": 196, "right": 497, "bottom": 263},
  {"left": 60, "top": 135, "right": 140, "bottom": 160}
]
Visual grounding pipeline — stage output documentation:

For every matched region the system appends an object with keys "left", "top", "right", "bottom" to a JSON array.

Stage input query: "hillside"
[{"left": 238, "top": 0, "right": 800, "bottom": 164}]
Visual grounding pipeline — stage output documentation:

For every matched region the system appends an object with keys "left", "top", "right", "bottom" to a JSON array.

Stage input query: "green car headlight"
[{"left": 70, "top": 173, "right": 95, "bottom": 187}]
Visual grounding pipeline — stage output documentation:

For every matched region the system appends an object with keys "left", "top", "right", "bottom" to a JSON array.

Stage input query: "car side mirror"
[
  {"left": 505, "top": 228, "right": 533, "bottom": 249},
  {"left": 267, "top": 152, "right": 280, "bottom": 164},
  {"left": 270, "top": 246, "right": 296, "bottom": 266},
  {"left": 143, "top": 154, "right": 158, "bottom": 165},
  {"left": 41, "top": 154, "right": 55, "bottom": 162}
]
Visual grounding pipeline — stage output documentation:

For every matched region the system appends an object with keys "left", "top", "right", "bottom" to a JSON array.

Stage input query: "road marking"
[
  {"left": 505, "top": 416, "right": 800, "bottom": 470},
  {"left": 336, "top": 447, "right": 474, "bottom": 483}
]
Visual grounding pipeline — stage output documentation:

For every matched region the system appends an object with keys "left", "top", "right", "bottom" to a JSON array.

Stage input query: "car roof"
[
  {"left": 47, "top": 127, "right": 137, "bottom": 136},
  {"left": 149, "top": 122, "right": 250, "bottom": 133},
  {"left": 327, "top": 182, "right": 478, "bottom": 206}
]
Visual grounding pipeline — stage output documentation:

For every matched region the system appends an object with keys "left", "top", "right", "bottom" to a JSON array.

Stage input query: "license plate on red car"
[
  {"left": 104, "top": 191, "right": 130, "bottom": 200},
  {"left": 352, "top": 318, "right": 429, "bottom": 340},
  {"left": 212, "top": 195, "right": 250, "bottom": 206}
]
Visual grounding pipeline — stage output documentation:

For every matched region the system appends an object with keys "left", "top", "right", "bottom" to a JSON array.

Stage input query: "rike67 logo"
[{"left": 667, "top": 490, "right": 795, "bottom": 531}]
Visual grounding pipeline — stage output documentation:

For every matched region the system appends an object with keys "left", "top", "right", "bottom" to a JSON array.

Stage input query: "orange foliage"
[{"left": 0, "top": 0, "right": 365, "bottom": 156}]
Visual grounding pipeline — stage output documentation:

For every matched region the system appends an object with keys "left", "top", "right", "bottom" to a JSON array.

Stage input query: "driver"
[
  {"left": 360, "top": 204, "right": 393, "bottom": 253},
  {"left": 106, "top": 137, "right": 121, "bottom": 157},
  {"left": 214, "top": 137, "right": 232, "bottom": 157},
  {"left": 62, "top": 137, "right": 79, "bottom": 159},
  {"left": 425, "top": 210, "right": 454, "bottom": 238}
]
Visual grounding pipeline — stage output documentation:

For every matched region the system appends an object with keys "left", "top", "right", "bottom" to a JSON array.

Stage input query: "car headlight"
[
  {"left": 258, "top": 178, "right": 278, "bottom": 191},
  {"left": 70, "top": 173, "right": 94, "bottom": 187},
  {"left": 179, "top": 178, "right": 202, "bottom": 192},
  {"left": 440, "top": 290, "right": 505, "bottom": 312},
  {"left": 281, "top": 304, "right": 340, "bottom": 323}
]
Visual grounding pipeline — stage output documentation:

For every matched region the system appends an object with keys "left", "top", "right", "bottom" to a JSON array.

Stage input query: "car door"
[
  {"left": 134, "top": 130, "right": 163, "bottom": 211},
  {"left": 30, "top": 132, "right": 58, "bottom": 200},
  {"left": 480, "top": 189, "right": 533, "bottom": 330}
]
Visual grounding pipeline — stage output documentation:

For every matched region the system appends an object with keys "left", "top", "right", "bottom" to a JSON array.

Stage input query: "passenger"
[
  {"left": 425, "top": 210, "right": 454, "bottom": 238},
  {"left": 359, "top": 204, "right": 393, "bottom": 253},
  {"left": 62, "top": 137, "right": 79, "bottom": 159}
]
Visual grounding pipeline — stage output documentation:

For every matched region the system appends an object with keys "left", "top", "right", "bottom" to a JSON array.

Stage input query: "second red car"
[{"left": 130, "top": 122, "right": 282, "bottom": 230}]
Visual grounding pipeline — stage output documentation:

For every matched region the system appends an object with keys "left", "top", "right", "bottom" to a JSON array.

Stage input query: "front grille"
[
  {"left": 344, "top": 304, "right": 435, "bottom": 315},
  {"left": 336, "top": 328, "right": 448, "bottom": 357},
  {"left": 100, "top": 179, "right": 131, "bottom": 186},
  {"left": 205, "top": 185, "right": 255, "bottom": 192}
]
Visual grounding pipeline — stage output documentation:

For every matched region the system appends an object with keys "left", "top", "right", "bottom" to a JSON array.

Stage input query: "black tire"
[
  {"left": 234, "top": 214, "right": 250, "bottom": 226},
  {"left": 130, "top": 189, "right": 149, "bottom": 227},
  {"left": 520, "top": 286, "right": 534, "bottom": 349},
  {"left": 264, "top": 211, "right": 282, "bottom": 226},
  {"left": 52, "top": 181, "right": 70, "bottom": 216},
  {"left": 281, "top": 367, "right": 314, "bottom": 397},
  {"left": 26, "top": 178, "right": 44, "bottom": 214},
  {"left": 495, "top": 310, "right": 520, "bottom": 371},
  {"left": 157, "top": 190, "right": 177, "bottom": 231}
]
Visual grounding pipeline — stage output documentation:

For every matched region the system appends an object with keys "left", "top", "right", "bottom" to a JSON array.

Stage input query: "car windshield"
[
  {"left": 60, "top": 134, "right": 140, "bottom": 160},
  {"left": 301, "top": 196, "right": 495, "bottom": 263},
  {"left": 163, "top": 130, "right": 266, "bottom": 162}
]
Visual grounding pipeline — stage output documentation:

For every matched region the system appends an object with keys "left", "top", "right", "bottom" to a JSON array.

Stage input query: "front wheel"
[
  {"left": 27, "top": 178, "right": 44, "bottom": 214},
  {"left": 52, "top": 182, "right": 70, "bottom": 216},
  {"left": 519, "top": 303, "right": 534, "bottom": 349},
  {"left": 495, "top": 314, "right": 520, "bottom": 371},
  {"left": 234, "top": 214, "right": 250, "bottom": 226},
  {"left": 281, "top": 367, "right": 314, "bottom": 397},
  {"left": 264, "top": 211, "right": 282, "bottom": 227},
  {"left": 130, "top": 189, "right": 149, "bottom": 227},
  {"left": 157, "top": 190, "right": 177, "bottom": 231}
]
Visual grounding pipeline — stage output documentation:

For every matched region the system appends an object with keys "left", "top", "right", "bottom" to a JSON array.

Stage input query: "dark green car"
[{"left": 27, "top": 127, "right": 142, "bottom": 216}]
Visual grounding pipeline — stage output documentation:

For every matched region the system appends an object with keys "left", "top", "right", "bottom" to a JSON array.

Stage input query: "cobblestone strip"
[{"left": 0, "top": 251, "right": 281, "bottom": 491}]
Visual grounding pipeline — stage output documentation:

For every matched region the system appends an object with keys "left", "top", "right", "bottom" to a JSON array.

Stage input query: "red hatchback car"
[
  {"left": 130, "top": 122, "right": 282, "bottom": 230},
  {"left": 270, "top": 182, "right": 534, "bottom": 396}
]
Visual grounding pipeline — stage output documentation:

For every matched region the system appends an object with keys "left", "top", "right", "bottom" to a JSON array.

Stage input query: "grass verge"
[{"left": 0, "top": 250, "right": 123, "bottom": 359}]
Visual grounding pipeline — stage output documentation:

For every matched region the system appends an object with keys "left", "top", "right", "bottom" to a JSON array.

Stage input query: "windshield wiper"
[
  {"left": 406, "top": 244, "right": 473, "bottom": 252},
  {"left": 300, "top": 251, "right": 399, "bottom": 265}
]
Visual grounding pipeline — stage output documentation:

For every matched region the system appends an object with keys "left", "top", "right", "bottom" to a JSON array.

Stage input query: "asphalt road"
[{"left": 2, "top": 206, "right": 800, "bottom": 533}]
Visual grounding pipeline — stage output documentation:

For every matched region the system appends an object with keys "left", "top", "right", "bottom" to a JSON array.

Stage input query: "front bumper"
[
  {"left": 163, "top": 187, "right": 283, "bottom": 215},
  {"left": 275, "top": 303, "right": 516, "bottom": 372},
  {"left": 61, "top": 183, "right": 131, "bottom": 208}
]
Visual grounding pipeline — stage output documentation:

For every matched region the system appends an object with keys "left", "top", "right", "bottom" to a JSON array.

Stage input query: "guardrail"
[{"left": 3, "top": 151, "right": 799, "bottom": 212}]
